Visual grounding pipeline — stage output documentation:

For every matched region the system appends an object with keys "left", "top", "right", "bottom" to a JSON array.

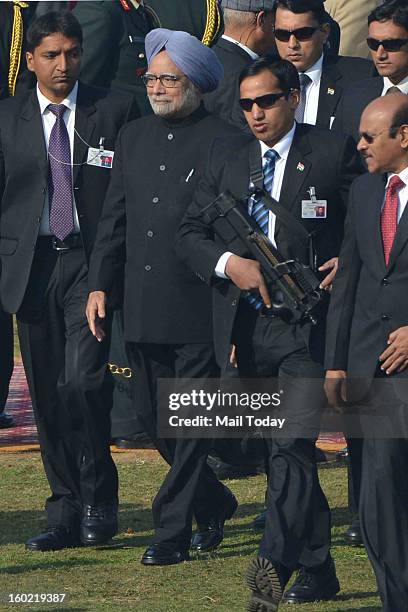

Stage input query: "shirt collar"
[
  {"left": 301, "top": 54, "right": 324, "bottom": 86},
  {"left": 260, "top": 122, "right": 296, "bottom": 161},
  {"left": 37, "top": 81, "right": 78, "bottom": 115},
  {"left": 383, "top": 75, "right": 408, "bottom": 94},
  {"left": 386, "top": 166, "right": 408, "bottom": 188},
  {"left": 222, "top": 34, "right": 259, "bottom": 60}
]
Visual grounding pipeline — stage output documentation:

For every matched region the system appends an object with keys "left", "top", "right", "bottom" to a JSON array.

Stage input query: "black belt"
[{"left": 38, "top": 234, "right": 83, "bottom": 251}]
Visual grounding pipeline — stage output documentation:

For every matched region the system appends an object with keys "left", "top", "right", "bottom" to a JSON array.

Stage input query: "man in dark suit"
[
  {"left": 273, "top": 0, "right": 373, "bottom": 129},
  {"left": 175, "top": 57, "right": 359, "bottom": 608},
  {"left": 325, "top": 93, "right": 408, "bottom": 612},
  {"left": 333, "top": 0, "right": 408, "bottom": 143},
  {"left": 0, "top": 11, "right": 138, "bottom": 551},
  {"left": 204, "top": 0, "right": 276, "bottom": 131},
  {"left": 86, "top": 29, "right": 237, "bottom": 567}
]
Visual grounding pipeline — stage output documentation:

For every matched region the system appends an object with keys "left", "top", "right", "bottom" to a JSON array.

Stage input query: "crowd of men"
[{"left": 1, "top": 1, "right": 408, "bottom": 611}]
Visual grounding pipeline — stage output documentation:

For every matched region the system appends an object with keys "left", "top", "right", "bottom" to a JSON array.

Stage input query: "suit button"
[
  {"left": 381, "top": 314, "right": 390, "bottom": 321},
  {"left": 159, "top": 164, "right": 166, "bottom": 171},
  {"left": 167, "top": 133, "right": 174, "bottom": 141},
  {"left": 145, "top": 265, "right": 151, "bottom": 271},
  {"left": 138, "top": 52, "right": 145, "bottom": 59},
  {"left": 382, "top": 278, "right": 390, "bottom": 286},
  {"left": 147, "top": 230, "right": 154, "bottom": 237},
  {"left": 231, "top": 299, "right": 237, "bottom": 307},
  {"left": 152, "top": 197, "right": 159, "bottom": 203},
  {"left": 74, "top": 186, "right": 79, "bottom": 191}
]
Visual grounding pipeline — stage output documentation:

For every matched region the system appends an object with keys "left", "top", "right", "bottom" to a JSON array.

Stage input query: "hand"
[
  {"left": 86, "top": 291, "right": 107, "bottom": 342},
  {"left": 229, "top": 344, "right": 237, "bottom": 368},
  {"left": 324, "top": 370, "right": 347, "bottom": 410},
  {"left": 379, "top": 326, "right": 408, "bottom": 374},
  {"left": 225, "top": 255, "right": 271, "bottom": 308},
  {"left": 319, "top": 257, "right": 339, "bottom": 292}
]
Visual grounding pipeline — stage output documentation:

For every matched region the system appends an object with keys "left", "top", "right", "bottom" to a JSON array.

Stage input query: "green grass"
[{"left": 0, "top": 453, "right": 381, "bottom": 612}]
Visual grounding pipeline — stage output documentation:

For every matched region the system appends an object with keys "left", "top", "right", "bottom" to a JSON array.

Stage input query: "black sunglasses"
[
  {"left": 367, "top": 37, "right": 408, "bottom": 52},
  {"left": 239, "top": 92, "right": 289, "bottom": 112},
  {"left": 273, "top": 26, "right": 320, "bottom": 42}
]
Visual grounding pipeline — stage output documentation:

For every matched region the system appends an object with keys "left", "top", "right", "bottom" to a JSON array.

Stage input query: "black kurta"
[{"left": 89, "top": 104, "right": 237, "bottom": 344}]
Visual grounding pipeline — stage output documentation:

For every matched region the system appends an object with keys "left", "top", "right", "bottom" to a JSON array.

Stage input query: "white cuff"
[{"left": 215, "top": 251, "right": 234, "bottom": 279}]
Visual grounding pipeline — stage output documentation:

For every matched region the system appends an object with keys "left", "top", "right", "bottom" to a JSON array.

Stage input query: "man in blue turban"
[{"left": 87, "top": 30, "right": 238, "bottom": 566}]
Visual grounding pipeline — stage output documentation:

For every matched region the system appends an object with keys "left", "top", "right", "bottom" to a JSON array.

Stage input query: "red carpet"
[{"left": 0, "top": 361, "right": 345, "bottom": 452}]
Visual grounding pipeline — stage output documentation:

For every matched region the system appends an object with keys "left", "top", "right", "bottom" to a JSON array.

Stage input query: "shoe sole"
[
  {"left": 246, "top": 557, "right": 283, "bottom": 612},
  {"left": 282, "top": 578, "right": 340, "bottom": 604},
  {"left": 80, "top": 530, "right": 117, "bottom": 546},
  {"left": 141, "top": 555, "right": 189, "bottom": 566}
]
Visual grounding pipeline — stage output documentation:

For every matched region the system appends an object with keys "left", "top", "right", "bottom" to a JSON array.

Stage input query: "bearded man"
[{"left": 86, "top": 29, "right": 238, "bottom": 566}]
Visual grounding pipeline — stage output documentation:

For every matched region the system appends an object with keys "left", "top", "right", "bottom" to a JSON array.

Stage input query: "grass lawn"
[{"left": 0, "top": 452, "right": 381, "bottom": 612}]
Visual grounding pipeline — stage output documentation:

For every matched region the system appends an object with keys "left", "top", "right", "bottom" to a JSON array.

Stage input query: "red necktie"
[{"left": 381, "top": 175, "right": 404, "bottom": 265}]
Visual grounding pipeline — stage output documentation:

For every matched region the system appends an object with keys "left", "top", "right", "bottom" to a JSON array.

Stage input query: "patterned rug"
[{"left": 0, "top": 361, "right": 345, "bottom": 452}]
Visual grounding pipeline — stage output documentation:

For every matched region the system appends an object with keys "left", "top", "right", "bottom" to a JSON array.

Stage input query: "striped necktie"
[
  {"left": 295, "top": 72, "right": 311, "bottom": 123},
  {"left": 245, "top": 149, "right": 279, "bottom": 311}
]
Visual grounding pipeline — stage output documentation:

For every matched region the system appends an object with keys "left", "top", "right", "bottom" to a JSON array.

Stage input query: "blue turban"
[{"left": 145, "top": 28, "right": 224, "bottom": 94}]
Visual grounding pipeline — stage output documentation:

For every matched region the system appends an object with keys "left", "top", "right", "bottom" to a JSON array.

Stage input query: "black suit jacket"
[
  {"left": 0, "top": 82, "right": 138, "bottom": 314},
  {"left": 88, "top": 105, "right": 238, "bottom": 344},
  {"left": 204, "top": 37, "right": 255, "bottom": 132},
  {"left": 325, "top": 171, "right": 408, "bottom": 400},
  {"left": 315, "top": 55, "right": 374, "bottom": 129},
  {"left": 332, "top": 76, "right": 383, "bottom": 143},
  {"left": 175, "top": 123, "right": 359, "bottom": 368}
]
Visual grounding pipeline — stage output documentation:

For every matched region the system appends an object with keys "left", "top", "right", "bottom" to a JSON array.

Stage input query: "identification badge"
[
  {"left": 87, "top": 147, "right": 114, "bottom": 169},
  {"left": 301, "top": 200, "right": 327, "bottom": 219}
]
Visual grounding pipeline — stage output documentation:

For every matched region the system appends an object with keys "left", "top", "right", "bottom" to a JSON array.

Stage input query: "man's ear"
[
  {"left": 321, "top": 21, "right": 331, "bottom": 44},
  {"left": 26, "top": 51, "right": 35, "bottom": 73},
  {"left": 290, "top": 89, "right": 300, "bottom": 111},
  {"left": 256, "top": 10, "right": 266, "bottom": 27},
  {"left": 400, "top": 124, "right": 408, "bottom": 149}
]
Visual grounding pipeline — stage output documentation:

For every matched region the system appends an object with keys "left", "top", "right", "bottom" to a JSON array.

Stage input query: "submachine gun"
[{"left": 200, "top": 189, "right": 323, "bottom": 325}]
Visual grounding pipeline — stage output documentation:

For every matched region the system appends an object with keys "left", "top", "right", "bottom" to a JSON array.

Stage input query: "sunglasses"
[
  {"left": 358, "top": 126, "right": 399, "bottom": 143},
  {"left": 367, "top": 37, "right": 408, "bottom": 52},
  {"left": 273, "top": 26, "right": 320, "bottom": 42},
  {"left": 239, "top": 92, "right": 289, "bottom": 112}
]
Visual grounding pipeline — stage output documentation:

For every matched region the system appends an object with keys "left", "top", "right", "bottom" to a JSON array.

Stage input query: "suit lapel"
[
  {"left": 316, "top": 56, "right": 342, "bottom": 128},
  {"left": 365, "top": 173, "right": 387, "bottom": 272},
  {"left": 73, "top": 83, "right": 96, "bottom": 184},
  {"left": 20, "top": 91, "right": 48, "bottom": 179}
]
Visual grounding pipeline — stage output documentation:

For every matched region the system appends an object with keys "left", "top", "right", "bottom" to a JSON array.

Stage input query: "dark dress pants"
[
  {"left": 17, "top": 242, "right": 118, "bottom": 528},
  {"left": 127, "top": 341, "right": 227, "bottom": 551},
  {"left": 348, "top": 378, "right": 408, "bottom": 612},
  {"left": 234, "top": 302, "right": 331, "bottom": 571},
  {"left": 0, "top": 307, "right": 13, "bottom": 411}
]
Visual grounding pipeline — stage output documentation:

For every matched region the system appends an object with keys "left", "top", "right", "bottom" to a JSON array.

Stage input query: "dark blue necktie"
[
  {"left": 245, "top": 149, "right": 279, "bottom": 310},
  {"left": 48, "top": 104, "right": 74, "bottom": 240}
]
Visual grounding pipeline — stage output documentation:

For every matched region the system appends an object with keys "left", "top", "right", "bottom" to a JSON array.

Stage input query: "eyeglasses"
[
  {"left": 273, "top": 26, "right": 320, "bottom": 42},
  {"left": 367, "top": 37, "right": 408, "bottom": 52},
  {"left": 239, "top": 92, "right": 289, "bottom": 112},
  {"left": 142, "top": 73, "right": 186, "bottom": 88},
  {"left": 358, "top": 126, "right": 399, "bottom": 143}
]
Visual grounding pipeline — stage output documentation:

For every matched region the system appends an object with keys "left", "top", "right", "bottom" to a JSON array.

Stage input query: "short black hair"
[
  {"left": 239, "top": 56, "right": 300, "bottom": 92},
  {"left": 390, "top": 99, "right": 408, "bottom": 137},
  {"left": 368, "top": 0, "right": 408, "bottom": 31},
  {"left": 273, "top": 0, "right": 328, "bottom": 25},
  {"left": 26, "top": 11, "right": 83, "bottom": 52}
]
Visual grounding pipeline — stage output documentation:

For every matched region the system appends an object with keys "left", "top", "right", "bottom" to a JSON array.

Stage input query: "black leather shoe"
[
  {"left": 80, "top": 501, "right": 118, "bottom": 545},
  {"left": 253, "top": 510, "right": 266, "bottom": 531},
  {"left": 113, "top": 433, "right": 154, "bottom": 449},
  {"left": 345, "top": 518, "right": 363, "bottom": 546},
  {"left": 0, "top": 412, "right": 14, "bottom": 429},
  {"left": 26, "top": 526, "right": 81, "bottom": 551},
  {"left": 141, "top": 544, "right": 189, "bottom": 566},
  {"left": 282, "top": 558, "right": 340, "bottom": 604},
  {"left": 207, "top": 455, "right": 264, "bottom": 479},
  {"left": 191, "top": 489, "right": 238, "bottom": 552},
  {"left": 246, "top": 556, "right": 291, "bottom": 612}
]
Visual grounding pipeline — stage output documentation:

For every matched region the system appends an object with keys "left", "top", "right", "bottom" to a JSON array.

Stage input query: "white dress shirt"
[
  {"left": 384, "top": 166, "right": 408, "bottom": 222},
  {"left": 37, "top": 82, "right": 80, "bottom": 235},
  {"left": 381, "top": 75, "right": 408, "bottom": 96},
  {"left": 300, "top": 54, "right": 324, "bottom": 126},
  {"left": 215, "top": 123, "right": 296, "bottom": 278},
  {"left": 221, "top": 34, "right": 259, "bottom": 60}
]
